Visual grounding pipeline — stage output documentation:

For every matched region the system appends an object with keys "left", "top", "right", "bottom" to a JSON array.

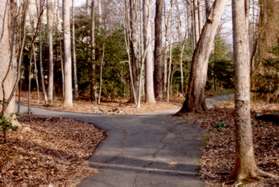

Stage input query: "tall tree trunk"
[
  {"left": 72, "top": 0, "right": 78, "bottom": 99},
  {"left": 63, "top": 0, "right": 73, "bottom": 107},
  {"left": 143, "top": 0, "right": 156, "bottom": 104},
  {"left": 37, "top": 2, "right": 48, "bottom": 105},
  {"left": 154, "top": 0, "right": 164, "bottom": 100},
  {"left": 175, "top": 0, "right": 186, "bottom": 95},
  {"left": 60, "top": 39, "right": 65, "bottom": 98},
  {"left": 90, "top": 0, "right": 96, "bottom": 102},
  {"left": 39, "top": 32, "right": 48, "bottom": 104},
  {"left": 124, "top": 0, "right": 137, "bottom": 105},
  {"left": 232, "top": 0, "right": 258, "bottom": 181},
  {"left": 98, "top": 44, "right": 105, "bottom": 105},
  {"left": 178, "top": 0, "right": 227, "bottom": 113},
  {"left": 47, "top": 0, "right": 54, "bottom": 104},
  {"left": 128, "top": 0, "right": 140, "bottom": 103},
  {"left": 0, "top": 1, "right": 17, "bottom": 115},
  {"left": 167, "top": 43, "right": 173, "bottom": 102},
  {"left": 33, "top": 45, "right": 40, "bottom": 103},
  {"left": 28, "top": 47, "right": 33, "bottom": 114}
]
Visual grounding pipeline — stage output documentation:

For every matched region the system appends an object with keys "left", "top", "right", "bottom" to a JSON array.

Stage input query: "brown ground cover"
[
  {"left": 189, "top": 102, "right": 279, "bottom": 186},
  {"left": 0, "top": 116, "right": 106, "bottom": 186}
]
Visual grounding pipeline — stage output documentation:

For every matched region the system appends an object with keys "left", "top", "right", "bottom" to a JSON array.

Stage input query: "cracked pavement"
[{"left": 20, "top": 106, "right": 204, "bottom": 187}]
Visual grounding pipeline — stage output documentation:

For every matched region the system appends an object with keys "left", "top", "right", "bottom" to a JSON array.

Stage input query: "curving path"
[{"left": 20, "top": 106, "right": 204, "bottom": 187}]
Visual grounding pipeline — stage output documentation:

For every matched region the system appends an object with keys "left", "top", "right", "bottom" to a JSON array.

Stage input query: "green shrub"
[
  {"left": 214, "top": 121, "right": 226, "bottom": 130},
  {"left": 0, "top": 116, "right": 18, "bottom": 143}
]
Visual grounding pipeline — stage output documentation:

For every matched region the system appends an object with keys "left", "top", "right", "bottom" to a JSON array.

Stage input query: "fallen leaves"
[
  {"left": 194, "top": 108, "right": 279, "bottom": 186},
  {"left": 0, "top": 115, "right": 106, "bottom": 186}
]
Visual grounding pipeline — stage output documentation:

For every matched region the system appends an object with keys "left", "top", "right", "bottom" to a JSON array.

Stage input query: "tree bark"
[
  {"left": 72, "top": 0, "right": 78, "bottom": 99},
  {"left": 0, "top": 1, "right": 17, "bottom": 115},
  {"left": 63, "top": 0, "right": 73, "bottom": 107},
  {"left": 33, "top": 44, "right": 40, "bottom": 103},
  {"left": 90, "top": 0, "right": 96, "bottom": 102},
  {"left": 232, "top": 0, "right": 259, "bottom": 181},
  {"left": 123, "top": 0, "right": 137, "bottom": 105},
  {"left": 39, "top": 32, "right": 48, "bottom": 104},
  {"left": 178, "top": 0, "right": 227, "bottom": 113},
  {"left": 205, "top": 0, "right": 211, "bottom": 17},
  {"left": 98, "top": 44, "right": 105, "bottom": 105},
  {"left": 47, "top": 0, "right": 54, "bottom": 104},
  {"left": 143, "top": 0, "right": 156, "bottom": 104},
  {"left": 154, "top": 0, "right": 164, "bottom": 100},
  {"left": 192, "top": 0, "right": 200, "bottom": 45}
]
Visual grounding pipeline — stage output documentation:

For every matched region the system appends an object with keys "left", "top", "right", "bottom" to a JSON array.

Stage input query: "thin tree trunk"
[
  {"left": 28, "top": 49, "right": 33, "bottom": 114},
  {"left": 136, "top": 59, "right": 145, "bottom": 108},
  {"left": 127, "top": 0, "right": 140, "bottom": 104},
  {"left": 197, "top": 0, "right": 202, "bottom": 34},
  {"left": 193, "top": 0, "right": 200, "bottom": 45},
  {"left": 167, "top": 43, "right": 173, "bottom": 102},
  {"left": 154, "top": 0, "right": 164, "bottom": 100},
  {"left": 175, "top": 0, "right": 186, "bottom": 95},
  {"left": 47, "top": 0, "right": 54, "bottom": 104},
  {"left": 36, "top": 1, "right": 48, "bottom": 105},
  {"left": 63, "top": 0, "right": 73, "bottom": 107},
  {"left": 178, "top": 0, "right": 227, "bottom": 113},
  {"left": 60, "top": 40, "right": 65, "bottom": 98},
  {"left": 39, "top": 31, "right": 48, "bottom": 104},
  {"left": 98, "top": 44, "right": 105, "bottom": 105},
  {"left": 124, "top": 0, "right": 137, "bottom": 105},
  {"left": 72, "top": 0, "right": 78, "bottom": 99},
  {"left": 163, "top": 4, "right": 167, "bottom": 95},
  {"left": 90, "top": 0, "right": 96, "bottom": 102},
  {"left": 143, "top": 0, "right": 156, "bottom": 104},
  {"left": 179, "top": 40, "right": 186, "bottom": 95},
  {"left": 33, "top": 45, "right": 40, "bottom": 103}
]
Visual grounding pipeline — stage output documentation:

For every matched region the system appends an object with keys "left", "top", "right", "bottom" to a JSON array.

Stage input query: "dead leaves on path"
[{"left": 0, "top": 116, "right": 106, "bottom": 186}]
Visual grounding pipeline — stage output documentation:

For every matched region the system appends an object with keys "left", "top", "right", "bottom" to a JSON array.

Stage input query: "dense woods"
[{"left": 0, "top": 0, "right": 278, "bottom": 186}]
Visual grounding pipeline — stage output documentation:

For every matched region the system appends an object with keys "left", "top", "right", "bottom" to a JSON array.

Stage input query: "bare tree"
[
  {"left": 63, "top": 0, "right": 73, "bottom": 107},
  {"left": 231, "top": 0, "right": 278, "bottom": 183},
  {"left": 178, "top": 0, "right": 227, "bottom": 113}
]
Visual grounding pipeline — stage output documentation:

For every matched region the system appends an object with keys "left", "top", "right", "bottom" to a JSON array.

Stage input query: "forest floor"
[
  {"left": 19, "top": 92, "right": 181, "bottom": 114},
  {"left": 190, "top": 100, "right": 279, "bottom": 186},
  {"left": 0, "top": 115, "right": 105, "bottom": 186}
]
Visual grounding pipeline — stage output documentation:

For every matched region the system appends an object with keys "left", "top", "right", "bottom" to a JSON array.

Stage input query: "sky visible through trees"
[{"left": 74, "top": 0, "right": 234, "bottom": 44}]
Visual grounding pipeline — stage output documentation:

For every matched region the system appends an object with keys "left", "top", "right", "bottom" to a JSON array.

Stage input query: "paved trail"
[{"left": 20, "top": 106, "right": 204, "bottom": 187}]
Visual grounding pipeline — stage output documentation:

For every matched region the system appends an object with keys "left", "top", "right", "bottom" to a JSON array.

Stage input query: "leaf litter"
[{"left": 0, "top": 115, "right": 106, "bottom": 186}]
